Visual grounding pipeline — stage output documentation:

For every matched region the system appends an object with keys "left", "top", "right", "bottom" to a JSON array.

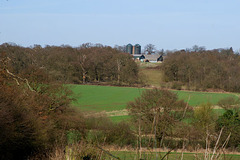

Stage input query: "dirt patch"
[{"left": 106, "top": 109, "right": 129, "bottom": 117}]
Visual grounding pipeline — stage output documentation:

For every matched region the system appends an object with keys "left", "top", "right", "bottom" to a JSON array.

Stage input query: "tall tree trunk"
[
  {"left": 79, "top": 54, "right": 87, "bottom": 84},
  {"left": 138, "top": 117, "right": 142, "bottom": 159},
  {"left": 117, "top": 59, "right": 121, "bottom": 84}
]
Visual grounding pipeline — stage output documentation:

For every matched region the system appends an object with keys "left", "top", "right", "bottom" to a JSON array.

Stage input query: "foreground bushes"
[
  {"left": 86, "top": 116, "right": 136, "bottom": 147},
  {"left": 0, "top": 56, "right": 85, "bottom": 159},
  {"left": 0, "top": 83, "right": 85, "bottom": 159}
]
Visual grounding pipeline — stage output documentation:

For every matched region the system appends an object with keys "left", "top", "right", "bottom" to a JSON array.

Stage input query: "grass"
[
  {"left": 109, "top": 151, "right": 240, "bottom": 160},
  {"left": 139, "top": 66, "right": 238, "bottom": 106},
  {"left": 138, "top": 62, "right": 161, "bottom": 69},
  {"left": 70, "top": 84, "right": 237, "bottom": 111},
  {"left": 69, "top": 84, "right": 238, "bottom": 123},
  {"left": 70, "top": 85, "right": 144, "bottom": 112},
  {"left": 140, "top": 68, "right": 163, "bottom": 87},
  {"left": 109, "top": 115, "right": 131, "bottom": 123},
  {"left": 213, "top": 109, "right": 226, "bottom": 116},
  {"left": 173, "top": 90, "right": 238, "bottom": 107}
]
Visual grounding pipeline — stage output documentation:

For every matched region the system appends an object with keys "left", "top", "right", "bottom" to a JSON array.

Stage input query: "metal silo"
[
  {"left": 126, "top": 44, "right": 133, "bottom": 54},
  {"left": 134, "top": 44, "right": 141, "bottom": 55}
]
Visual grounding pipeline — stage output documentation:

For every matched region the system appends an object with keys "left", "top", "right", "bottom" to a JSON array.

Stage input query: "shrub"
[
  {"left": 216, "top": 110, "right": 240, "bottom": 149},
  {"left": 86, "top": 115, "right": 136, "bottom": 147},
  {"left": 0, "top": 57, "right": 85, "bottom": 159},
  {"left": 171, "top": 81, "right": 182, "bottom": 90}
]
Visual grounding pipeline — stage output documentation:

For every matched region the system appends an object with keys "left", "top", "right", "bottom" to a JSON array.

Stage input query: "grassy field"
[
  {"left": 69, "top": 84, "right": 238, "bottom": 123},
  {"left": 138, "top": 62, "right": 163, "bottom": 88},
  {"left": 70, "top": 62, "right": 238, "bottom": 114},
  {"left": 108, "top": 151, "right": 240, "bottom": 160},
  {"left": 172, "top": 90, "right": 238, "bottom": 107},
  {"left": 70, "top": 85, "right": 144, "bottom": 112},
  {"left": 70, "top": 84, "right": 237, "bottom": 111},
  {"left": 140, "top": 68, "right": 163, "bottom": 87}
]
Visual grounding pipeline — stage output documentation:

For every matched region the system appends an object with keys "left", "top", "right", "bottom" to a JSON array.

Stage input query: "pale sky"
[{"left": 0, "top": 0, "right": 239, "bottom": 50}]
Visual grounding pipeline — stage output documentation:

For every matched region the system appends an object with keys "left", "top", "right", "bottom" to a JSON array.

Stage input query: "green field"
[
  {"left": 70, "top": 84, "right": 238, "bottom": 112},
  {"left": 70, "top": 85, "right": 144, "bottom": 112},
  {"left": 172, "top": 90, "right": 238, "bottom": 107},
  {"left": 140, "top": 68, "right": 163, "bottom": 87}
]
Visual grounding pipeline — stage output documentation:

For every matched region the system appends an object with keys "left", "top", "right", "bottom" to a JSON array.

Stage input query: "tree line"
[
  {"left": 161, "top": 48, "right": 240, "bottom": 92},
  {"left": 0, "top": 43, "right": 141, "bottom": 86}
]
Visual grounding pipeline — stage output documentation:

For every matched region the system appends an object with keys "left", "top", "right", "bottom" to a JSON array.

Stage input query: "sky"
[{"left": 0, "top": 0, "right": 240, "bottom": 50}]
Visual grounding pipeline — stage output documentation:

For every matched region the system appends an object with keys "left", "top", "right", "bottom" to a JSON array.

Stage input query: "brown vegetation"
[
  {"left": 1, "top": 44, "right": 240, "bottom": 159},
  {"left": 162, "top": 48, "right": 240, "bottom": 92},
  {"left": 0, "top": 54, "right": 85, "bottom": 159},
  {"left": 0, "top": 43, "right": 141, "bottom": 86}
]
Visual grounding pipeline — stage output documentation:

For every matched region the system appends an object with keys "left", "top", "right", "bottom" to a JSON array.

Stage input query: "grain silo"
[
  {"left": 134, "top": 44, "right": 141, "bottom": 55},
  {"left": 126, "top": 44, "right": 133, "bottom": 54}
]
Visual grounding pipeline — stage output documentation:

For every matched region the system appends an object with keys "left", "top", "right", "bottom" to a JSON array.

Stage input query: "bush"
[
  {"left": 0, "top": 85, "right": 48, "bottom": 159},
  {"left": 171, "top": 81, "right": 182, "bottom": 90},
  {"left": 103, "top": 122, "right": 136, "bottom": 147},
  {"left": 216, "top": 110, "right": 240, "bottom": 149},
  {"left": 0, "top": 58, "right": 85, "bottom": 159},
  {"left": 86, "top": 115, "right": 136, "bottom": 147}
]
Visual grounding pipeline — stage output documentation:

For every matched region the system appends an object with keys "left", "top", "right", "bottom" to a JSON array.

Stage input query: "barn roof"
[{"left": 144, "top": 54, "right": 161, "bottom": 61}]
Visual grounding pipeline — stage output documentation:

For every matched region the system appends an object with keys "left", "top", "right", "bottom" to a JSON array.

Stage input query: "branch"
[
  {"left": 182, "top": 95, "right": 191, "bottom": 119},
  {"left": 160, "top": 148, "right": 174, "bottom": 160},
  {"left": 1, "top": 56, "right": 35, "bottom": 92},
  {"left": 219, "top": 132, "right": 231, "bottom": 159},
  {"left": 221, "top": 132, "right": 231, "bottom": 149},
  {"left": 95, "top": 145, "right": 120, "bottom": 160},
  {"left": 210, "top": 127, "right": 224, "bottom": 160},
  {"left": 5, "top": 68, "right": 35, "bottom": 92}
]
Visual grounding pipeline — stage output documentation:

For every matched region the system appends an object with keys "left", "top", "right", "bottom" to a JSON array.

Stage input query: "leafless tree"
[{"left": 144, "top": 44, "right": 156, "bottom": 55}]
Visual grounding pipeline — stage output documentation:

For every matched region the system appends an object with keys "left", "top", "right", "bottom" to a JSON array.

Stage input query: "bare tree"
[
  {"left": 127, "top": 89, "right": 188, "bottom": 148},
  {"left": 192, "top": 45, "right": 206, "bottom": 52},
  {"left": 144, "top": 44, "right": 156, "bottom": 55}
]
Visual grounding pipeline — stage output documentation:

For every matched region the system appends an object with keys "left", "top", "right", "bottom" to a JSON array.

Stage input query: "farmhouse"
[{"left": 133, "top": 54, "right": 163, "bottom": 63}]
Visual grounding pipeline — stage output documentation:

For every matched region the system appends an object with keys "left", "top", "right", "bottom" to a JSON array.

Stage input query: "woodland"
[
  {"left": 161, "top": 48, "right": 240, "bottom": 92},
  {"left": 0, "top": 43, "right": 240, "bottom": 160}
]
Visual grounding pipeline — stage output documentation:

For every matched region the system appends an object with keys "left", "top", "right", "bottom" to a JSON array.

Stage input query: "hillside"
[{"left": 70, "top": 84, "right": 238, "bottom": 122}]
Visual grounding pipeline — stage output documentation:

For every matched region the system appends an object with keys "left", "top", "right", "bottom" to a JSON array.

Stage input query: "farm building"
[
  {"left": 126, "top": 44, "right": 164, "bottom": 63},
  {"left": 133, "top": 54, "right": 163, "bottom": 63},
  {"left": 126, "top": 43, "right": 141, "bottom": 55},
  {"left": 144, "top": 54, "right": 163, "bottom": 63},
  {"left": 126, "top": 44, "right": 133, "bottom": 54},
  {"left": 133, "top": 54, "right": 145, "bottom": 62}
]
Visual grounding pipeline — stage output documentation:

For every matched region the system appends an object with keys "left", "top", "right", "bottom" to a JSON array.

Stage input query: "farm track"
[
  {"left": 104, "top": 105, "right": 223, "bottom": 117},
  {"left": 83, "top": 109, "right": 128, "bottom": 118},
  {"left": 106, "top": 109, "right": 128, "bottom": 116}
]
